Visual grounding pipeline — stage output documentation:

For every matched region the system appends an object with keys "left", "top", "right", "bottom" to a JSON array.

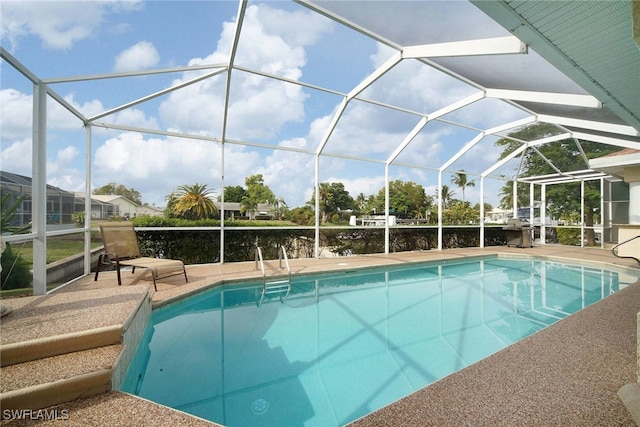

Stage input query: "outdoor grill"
[{"left": 503, "top": 218, "right": 532, "bottom": 248}]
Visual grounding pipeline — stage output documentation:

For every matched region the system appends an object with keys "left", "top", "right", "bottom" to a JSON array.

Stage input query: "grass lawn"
[{"left": 8, "top": 234, "right": 103, "bottom": 266}]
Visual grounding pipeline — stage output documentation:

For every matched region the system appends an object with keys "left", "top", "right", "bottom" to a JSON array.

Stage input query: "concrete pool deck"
[{"left": 1, "top": 245, "right": 639, "bottom": 426}]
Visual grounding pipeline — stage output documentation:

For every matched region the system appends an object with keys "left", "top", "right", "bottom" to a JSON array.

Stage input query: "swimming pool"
[{"left": 121, "top": 256, "right": 639, "bottom": 426}]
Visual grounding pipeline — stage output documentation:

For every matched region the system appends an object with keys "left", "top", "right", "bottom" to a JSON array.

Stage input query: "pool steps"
[
  {"left": 1, "top": 344, "right": 122, "bottom": 411},
  {"left": 256, "top": 245, "right": 292, "bottom": 306},
  {"left": 0, "top": 287, "right": 151, "bottom": 412}
]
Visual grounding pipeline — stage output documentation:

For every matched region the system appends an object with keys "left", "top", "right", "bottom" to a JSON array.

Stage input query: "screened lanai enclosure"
[{"left": 1, "top": 0, "right": 639, "bottom": 295}]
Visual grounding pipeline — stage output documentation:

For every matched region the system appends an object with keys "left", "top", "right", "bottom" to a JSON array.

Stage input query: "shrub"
[
  {"left": 71, "top": 211, "right": 85, "bottom": 226},
  {"left": 1, "top": 244, "right": 32, "bottom": 290},
  {"left": 557, "top": 228, "right": 581, "bottom": 246}
]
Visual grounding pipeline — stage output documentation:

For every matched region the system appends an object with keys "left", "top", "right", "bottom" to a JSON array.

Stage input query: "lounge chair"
[{"left": 94, "top": 221, "right": 188, "bottom": 291}]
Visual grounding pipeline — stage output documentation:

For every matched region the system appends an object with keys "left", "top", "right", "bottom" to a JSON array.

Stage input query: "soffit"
[
  {"left": 472, "top": 0, "right": 640, "bottom": 132},
  {"left": 308, "top": 0, "right": 640, "bottom": 136}
]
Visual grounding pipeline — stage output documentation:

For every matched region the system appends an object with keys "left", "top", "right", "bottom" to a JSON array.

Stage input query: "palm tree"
[
  {"left": 317, "top": 182, "right": 331, "bottom": 224},
  {"left": 355, "top": 193, "right": 368, "bottom": 214},
  {"left": 451, "top": 170, "right": 475, "bottom": 203},
  {"left": 240, "top": 195, "right": 258, "bottom": 220},
  {"left": 271, "top": 197, "right": 287, "bottom": 220},
  {"left": 437, "top": 184, "right": 455, "bottom": 209},
  {"left": 173, "top": 183, "right": 217, "bottom": 220}
]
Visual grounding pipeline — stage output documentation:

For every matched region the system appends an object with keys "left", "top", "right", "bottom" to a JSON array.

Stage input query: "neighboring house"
[
  {"left": 214, "top": 202, "right": 274, "bottom": 220},
  {"left": 1, "top": 171, "right": 163, "bottom": 228},
  {"left": 1, "top": 171, "right": 76, "bottom": 227},
  {"left": 484, "top": 208, "right": 512, "bottom": 224},
  {"left": 90, "top": 194, "right": 163, "bottom": 219}
]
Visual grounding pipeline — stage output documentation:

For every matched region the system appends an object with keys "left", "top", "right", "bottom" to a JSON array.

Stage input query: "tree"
[
  {"left": 498, "top": 179, "right": 530, "bottom": 209},
  {"left": 451, "top": 171, "right": 475, "bottom": 203},
  {"left": 240, "top": 195, "right": 258, "bottom": 219},
  {"left": 241, "top": 174, "right": 276, "bottom": 220},
  {"left": 271, "top": 197, "right": 287, "bottom": 220},
  {"left": 164, "top": 192, "right": 180, "bottom": 218},
  {"left": 310, "top": 182, "right": 354, "bottom": 223},
  {"left": 355, "top": 193, "right": 368, "bottom": 215},
  {"left": 245, "top": 174, "right": 276, "bottom": 204},
  {"left": 442, "top": 200, "right": 478, "bottom": 225},
  {"left": 172, "top": 183, "right": 218, "bottom": 220},
  {"left": 93, "top": 182, "right": 142, "bottom": 205},
  {"left": 286, "top": 205, "right": 314, "bottom": 225},
  {"left": 371, "top": 180, "right": 432, "bottom": 218},
  {"left": 495, "top": 123, "right": 619, "bottom": 245},
  {"left": 220, "top": 185, "right": 247, "bottom": 203},
  {"left": 436, "top": 185, "right": 455, "bottom": 209}
]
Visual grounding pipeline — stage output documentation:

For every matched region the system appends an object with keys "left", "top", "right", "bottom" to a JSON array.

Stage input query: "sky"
[{"left": 0, "top": 0, "right": 536, "bottom": 210}]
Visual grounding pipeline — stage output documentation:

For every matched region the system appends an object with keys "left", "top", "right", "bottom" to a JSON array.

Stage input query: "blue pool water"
[{"left": 121, "top": 257, "right": 638, "bottom": 426}]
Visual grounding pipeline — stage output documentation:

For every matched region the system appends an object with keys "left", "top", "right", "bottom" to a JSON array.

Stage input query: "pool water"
[{"left": 121, "top": 257, "right": 638, "bottom": 426}]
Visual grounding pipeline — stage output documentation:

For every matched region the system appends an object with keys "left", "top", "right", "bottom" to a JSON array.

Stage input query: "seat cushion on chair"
[{"left": 118, "top": 257, "right": 184, "bottom": 278}]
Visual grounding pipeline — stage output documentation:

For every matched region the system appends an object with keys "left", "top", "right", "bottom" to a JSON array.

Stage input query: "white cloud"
[
  {"left": 47, "top": 146, "right": 84, "bottom": 191},
  {"left": 336, "top": 176, "right": 386, "bottom": 202},
  {"left": 0, "top": 138, "right": 32, "bottom": 176},
  {"left": 0, "top": 88, "right": 117, "bottom": 140},
  {"left": 259, "top": 138, "right": 316, "bottom": 207},
  {"left": 114, "top": 41, "right": 160, "bottom": 72},
  {"left": 92, "top": 132, "right": 263, "bottom": 206},
  {"left": 158, "top": 4, "right": 333, "bottom": 139},
  {"left": 111, "top": 108, "right": 160, "bottom": 130},
  {"left": 0, "top": 1, "right": 142, "bottom": 51},
  {"left": 0, "top": 89, "right": 32, "bottom": 140}
]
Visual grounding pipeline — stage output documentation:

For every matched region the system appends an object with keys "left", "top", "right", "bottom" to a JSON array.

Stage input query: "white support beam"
[
  {"left": 427, "top": 92, "right": 485, "bottom": 121},
  {"left": 32, "top": 82, "right": 47, "bottom": 296},
  {"left": 387, "top": 117, "right": 428, "bottom": 164},
  {"left": 486, "top": 89, "right": 601, "bottom": 108},
  {"left": 43, "top": 63, "right": 227, "bottom": 84},
  {"left": 571, "top": 132, "right": 640, "bottom": 150},
  {"left": 384, "top": 164, "right": 390, "bottom": 254},
  {"left": 540, "top": 184, "right": 546, "bottom": 245},
  {"left": 482, "top": 144, "right": 528, "bottom": 177},
  {"left": 538, "top": 114, "right": 640, "bottom": 137},
  {"left": 479, "top": 177, "right": 485, "bottom": 248},
  {"left": 84, "top": 126, "right": 92, "bottom": 275},
  {"left": 316, "top": 53, "right": 402, "bottom": 155},
  {"left": 523, "top": 172, "right": 609, "bottom": 185},
  {"left": 517, "top": 169, "right": 607, "bottom": 182},
  {"left": 348, "top": 52, "right": 402, "bottom": 100},
  {"left": 527, "top": 132, "right": 572, "bottom": 147},
  {"left": 89, "top": 68, "right": 226, "bottom": 123},
  {"left": 512, "top": 180, "right": 518, "bottom": 218},
  {"left": 316, "top": 97, "right": 348, "bottom": 155},
  {"left": 402, "top": 36, "right": 526, "bottom": 58},
  {"left": 530, "top": 146, "right": 563, "bottom": 174},
  {"left": 439, "top": 132, "right": 485, "bottom": 172},
  {"left": 485, "top": 116, "right": 536, "bottom": 136},
  {"left": 437, "top": 171, "right": 443, "bottom": 250}
]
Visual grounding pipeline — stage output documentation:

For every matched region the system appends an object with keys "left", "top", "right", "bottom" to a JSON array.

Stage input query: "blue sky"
[{"left": 1, "top": 0, "right": 531, "bottom": 209}]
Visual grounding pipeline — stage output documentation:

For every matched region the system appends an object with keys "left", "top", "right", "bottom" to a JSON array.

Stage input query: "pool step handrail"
[
  {"left": 256, "top": 245, "right": 291, "bottom": 307},
  {"left": 255, "top": 245, "right": 266, "bottom": 279},
  {"left": 611, "top": 235, "right": 640, "bottom": 265}
]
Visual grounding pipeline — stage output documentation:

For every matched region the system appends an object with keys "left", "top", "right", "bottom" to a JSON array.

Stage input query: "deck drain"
[{"left": 251, "top": 398, "right": 269, "bottom": 415}]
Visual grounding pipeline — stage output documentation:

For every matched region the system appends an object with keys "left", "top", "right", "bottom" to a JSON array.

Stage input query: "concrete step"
[
  {"left": 0, "top": 344, "right": 123, "bottom": 411},
  {"left": 0, "top": 325, "right": 123, "bottom": 367}
]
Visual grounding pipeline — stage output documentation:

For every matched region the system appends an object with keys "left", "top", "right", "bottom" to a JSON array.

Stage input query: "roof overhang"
[
  {"left": 589, "top": 150, "right": 640, "bottom": 179},
  {"left": 472, "top": 0, "right": 640, "bottom": 133}
]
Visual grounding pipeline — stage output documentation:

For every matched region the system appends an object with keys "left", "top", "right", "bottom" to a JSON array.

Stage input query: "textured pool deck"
[{"left": 1, "top": 245, "right": 639, "bottom": 426}]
